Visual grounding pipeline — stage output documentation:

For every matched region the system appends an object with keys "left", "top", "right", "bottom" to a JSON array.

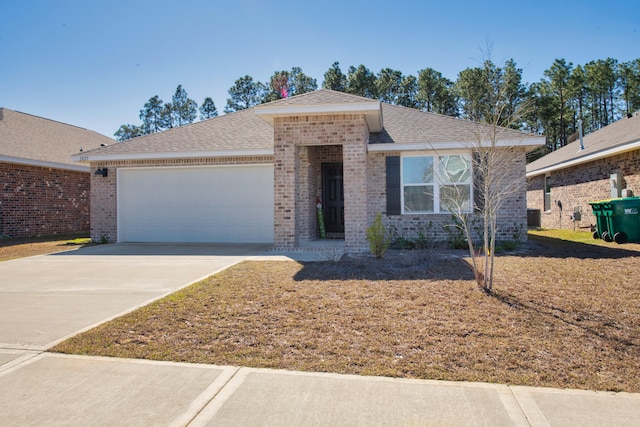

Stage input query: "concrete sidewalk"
[{"left": 1, "top": 352, "right": 639, "bottom": 427}]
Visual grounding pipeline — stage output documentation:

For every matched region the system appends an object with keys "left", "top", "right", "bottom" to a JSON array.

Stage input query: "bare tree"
[{"left": 435, "top": 59, "right": 531, "bottom": 292}]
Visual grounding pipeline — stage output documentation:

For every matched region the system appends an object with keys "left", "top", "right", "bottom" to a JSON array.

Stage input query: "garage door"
[{"left": 118, "top": 165, "right": 274, "bottom": 243}]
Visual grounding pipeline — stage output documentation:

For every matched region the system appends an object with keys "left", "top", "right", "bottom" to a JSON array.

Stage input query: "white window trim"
[{"left": 400, "top": 151, "right": 474, "bottom": 214}]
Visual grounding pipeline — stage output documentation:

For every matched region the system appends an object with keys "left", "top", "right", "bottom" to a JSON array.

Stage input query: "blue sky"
[{"left": 1, "top": 0, "right": 639, "bottom": 138}]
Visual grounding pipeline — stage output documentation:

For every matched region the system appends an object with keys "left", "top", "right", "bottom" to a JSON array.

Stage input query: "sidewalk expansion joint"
[
  {"left": 169, "top": 366, "right": 241, "bottom": 427},
  {"left": 184, "top": 367, "right": 251, "bottom": 427},
  {"left": 509, "top": 386, "right": 551, "bottom": 427}
]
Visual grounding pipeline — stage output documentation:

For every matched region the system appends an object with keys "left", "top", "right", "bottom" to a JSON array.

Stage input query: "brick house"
[
  {"left": 76, "top": 90, "right": 543, "bottom": 252},
  {"left": 526, "top": 112, "right": 640, "bottom": 230},
  {"left": 0, "top": 108, "right": 113, "bottom": 238}
]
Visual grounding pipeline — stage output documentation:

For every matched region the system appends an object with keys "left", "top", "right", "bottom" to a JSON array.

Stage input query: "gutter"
[
  {"left": 368, "top": 137, "right": 545, "bottom": 152},
  {"left": 73, "top": 149, "right": 275, "bottom": 163},
  {"left": 0, "top": 155, "right": 89, "bottom": 172}
]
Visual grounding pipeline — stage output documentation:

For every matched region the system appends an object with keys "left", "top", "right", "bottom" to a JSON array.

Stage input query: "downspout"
[{"left": 578, "top": 119, "right": 584, "bottom": 151}]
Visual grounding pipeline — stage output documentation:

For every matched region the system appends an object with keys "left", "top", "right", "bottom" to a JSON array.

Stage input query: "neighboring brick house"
[
  {"left": 76, "top": 90, "right": 543, "bottom": 252},
  {"left": 0, "top": 108, "right": 113, "bottom": 238},
  {"left": 526, "top": 112, "right": 640, "bottom": 230}
]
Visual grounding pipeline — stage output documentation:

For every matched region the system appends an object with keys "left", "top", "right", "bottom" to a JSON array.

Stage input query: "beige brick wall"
[
  {"left": 495, "top": 147, "right": 528, "bottom": 241},
  {"left": 90, "top": 121, "right": 532, "bottom": 251},
  {"left": 526, "top": 149, "right": 640, "bottom": 230},
  {"left": 367, "top": 147, "right": 529, "bottom": 245},
  {"left": 273, "top": 114, "right": 370, "bottom": 252},
  {"left": 89, "top": 156, "right": 273, "bottom": 243}
]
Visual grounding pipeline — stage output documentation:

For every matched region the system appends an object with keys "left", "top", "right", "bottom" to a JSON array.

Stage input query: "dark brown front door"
[{"left": 322, "top": 163, "right": 344, "bottom": 234}]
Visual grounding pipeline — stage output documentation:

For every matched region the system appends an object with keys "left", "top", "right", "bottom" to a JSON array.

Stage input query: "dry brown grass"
[
  {"left": 52, "top": 235, "right": 640, "bottom": 392},
  {"left": 0, "top": 234, "right": 91, "bottom": 261}
]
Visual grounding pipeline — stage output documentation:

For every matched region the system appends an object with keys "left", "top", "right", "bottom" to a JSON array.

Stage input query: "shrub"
[
  {"left": 366, "top": 213, "right": 391, "bottom": 259},
  {"left": 389, "top": 222, "right": 434, "bottom": 250},
  {"left": 444, "top": 216, "right": 467, "bottom": 249}
]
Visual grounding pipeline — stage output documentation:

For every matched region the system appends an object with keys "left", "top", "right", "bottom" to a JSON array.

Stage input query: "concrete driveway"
[{"left": 0, "top": 243, "right": 271, "bottom": 351}]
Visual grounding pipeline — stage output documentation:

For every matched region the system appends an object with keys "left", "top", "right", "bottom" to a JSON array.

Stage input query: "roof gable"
[
  {"left": 254, "top": 89, "right": 383, "bottom": 132},
  {"left": 0, "top": 108, "right": 113, "bottom": 170},
  {"left": 527, "top": 113, "right": 640, "bottom": 177}
]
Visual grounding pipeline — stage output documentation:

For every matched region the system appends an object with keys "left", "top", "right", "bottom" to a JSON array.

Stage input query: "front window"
[{"left": 401, "top": 153, "right": 472, "bottom": 214}]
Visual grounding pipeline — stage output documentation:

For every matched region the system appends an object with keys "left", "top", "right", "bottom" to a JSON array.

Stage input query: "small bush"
[
  {"left": 496, "top": 240, "right": 518, "bottom": 252},
  {"left": 389, "top": 222, "right": 434, "bottom": 250},
  {"left": 444, "top": 219, "right": 467, "bottom": 249},
  {"left": 366, "top": 213, "right": 391, "bottom": 259}
]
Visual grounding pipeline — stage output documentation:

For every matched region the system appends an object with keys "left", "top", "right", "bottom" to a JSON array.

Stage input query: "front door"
[{"left": 322, "top": 163, "right": 344, "bottom": 234}]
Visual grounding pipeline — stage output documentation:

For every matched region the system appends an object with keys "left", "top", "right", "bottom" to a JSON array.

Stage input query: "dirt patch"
[{"left": 0, "top": 234, "right": 90, "bottom": 261}]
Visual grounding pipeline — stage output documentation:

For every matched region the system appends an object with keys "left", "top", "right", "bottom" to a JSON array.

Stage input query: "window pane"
[
  {"left": 439, "top": 155, "right": 471, "bottom": 183},
  {"left": 403, "top": 157, "right": 433, "bottom": 184},
  {"left": 440, "top": 185, "right": 471, "bottom": 212},
  {"left": 404, "top": 185, "right": 434, "bottom": 212}
]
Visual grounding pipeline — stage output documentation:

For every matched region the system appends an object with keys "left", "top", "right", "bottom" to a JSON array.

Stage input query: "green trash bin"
[
  {"left": 607, "top": 197, "right": 640, "bottom": 244},
  {"left": 589, "top": 200, "right": 614, "bottom": 241}
]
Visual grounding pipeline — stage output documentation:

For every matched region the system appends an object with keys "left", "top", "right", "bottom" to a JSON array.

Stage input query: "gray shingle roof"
[
  {"left": 79, "top": 89, "right": 541, "bottom": 161},
  {"left": 78, "top": 108, "right": 274, "bottom": 158},
  {"left": 526, "top": 113, "right": 640, "bottom": 176},
  {"left": 372, "top": 103, "right": 533, "bottom": 144},
  {"left": 259, "top": 89, "right": 379, "bottom": 106},
  {"left": 0, "top": 108, "right": 114, "bottom": 168}
]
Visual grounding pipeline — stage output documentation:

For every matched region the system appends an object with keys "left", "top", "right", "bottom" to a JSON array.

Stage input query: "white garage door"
[{"left": 118, "top": 165, "right": 274, "bottom": 243}]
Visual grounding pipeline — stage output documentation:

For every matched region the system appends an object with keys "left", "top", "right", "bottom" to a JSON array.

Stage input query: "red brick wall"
[
  {"left": 526, "top": 149, "right": 640, "bottom": 230},
  {"left": 0, "top": 162, "right": 90, "bottom": 238}
]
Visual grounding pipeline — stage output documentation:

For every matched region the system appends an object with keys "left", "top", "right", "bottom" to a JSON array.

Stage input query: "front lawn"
[
  {"left": 52, "top": 234, "right": 640, "bottom": 392},
  {"left": 0, "top": 234, "right": 91, "bottom": 261}
]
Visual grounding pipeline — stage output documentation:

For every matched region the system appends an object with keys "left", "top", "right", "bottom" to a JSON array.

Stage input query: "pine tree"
[
  {"left": 224, "top": 75, "right": 265, "bottom": 113},
  {"left": 171, "top": 85, "right": 198, "bottom": 126},
  {"left": 322, "top": 62, "right": 347, "bottom": 91},
  {"left": 199, "top": 97, "right": 218, "bottom": 120},
  {"left": 139, "top": 95, "right": 165, "bottom": 134}
]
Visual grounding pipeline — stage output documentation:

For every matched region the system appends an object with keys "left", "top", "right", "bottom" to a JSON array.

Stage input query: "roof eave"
[
  {"left": 1, "top": 155, "right": 89, "bottom": 172},
  {"left": 73, "top": 149, "right": 275, "bottom": 163},
  {"left": 368, "top": 137, "right": 545, "bottom": 152},
  {"left": 526, "top": 139, "right": 640, "bottom": 178}
]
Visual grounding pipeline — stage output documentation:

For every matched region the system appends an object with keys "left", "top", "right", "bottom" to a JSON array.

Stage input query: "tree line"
[
  {"left": 114, "top": 85, "right": 218, "bottom": 141},
  {"left": 114, "top": 58, "right": 640, "bottom": 161}
]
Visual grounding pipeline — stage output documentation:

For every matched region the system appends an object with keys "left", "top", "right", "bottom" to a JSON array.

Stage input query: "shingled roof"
[
  {"left": 257, "top": 89, "right": 378, "bottom": 106},
  {"left": 371, "top": 103, "right": 534, "bottom": 145},
  {"left": 0, "top": 108, "right": 113, "bottom": 171},
  {"left": 526, "top": 112, "right": 640, "bottom": 177},
  {"left": 77, "top": 90, "right": 543, "bottom": 162},
  {"left": 76, "top": 107, "right": 274, "bottom": 161}
]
